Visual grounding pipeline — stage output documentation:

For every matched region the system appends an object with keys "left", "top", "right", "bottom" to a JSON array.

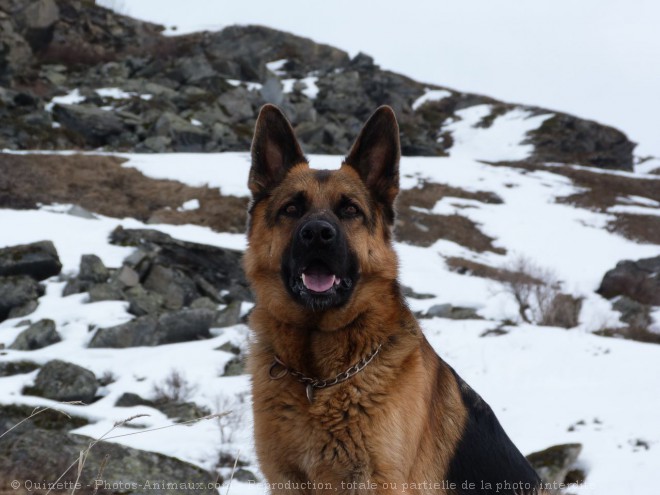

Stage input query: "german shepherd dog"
[{"left": 244, "top": 105, "right": 542, "bottom": 494}]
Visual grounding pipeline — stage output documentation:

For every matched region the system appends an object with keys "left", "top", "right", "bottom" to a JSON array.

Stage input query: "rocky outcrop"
[
  {"left": 9, "top": 318, "right": 61, "bottom": 350},
  {"left": 597, "top": 255, "right": 660, "bottom": 306},
  {"left": 526, "top": 443, "right": 583, "bottom": 493},
  {"left": 0, "top": 275, "right": 43, "bottom": 321},
  {"left": 0, "top": 0, "right": 636, "bottom": 169},
  {"left": 0, "top": 240, "right": 61, "bottom": 321},
  {"left": 26, "top": 359, "right": 98, "bottom": 403},
  {"left": 0, "top": 240, "right": 62, "bottom": 281},
  {"left": 89, "top": 308, "right": 215, "bottom": 348},
  {"left": 0, "top": 409, "right": 218, "bottom": 494}
]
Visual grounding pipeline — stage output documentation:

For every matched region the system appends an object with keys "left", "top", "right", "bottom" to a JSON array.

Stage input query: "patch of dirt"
[
  {"left": 490, "top": 160, "right": 660, "bottom": 244},
  {"left": 395, "top": 182, "right": 505, "bottom": 253},
  {"left": 0, "top": 153, "right": 248, "bottom": 233}
]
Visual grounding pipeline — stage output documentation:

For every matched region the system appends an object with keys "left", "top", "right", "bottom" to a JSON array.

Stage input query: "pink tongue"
[{"left": 302, "top": 270, "right": 337, "bottom": 293}]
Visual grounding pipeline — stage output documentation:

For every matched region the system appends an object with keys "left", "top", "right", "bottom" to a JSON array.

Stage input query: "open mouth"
[{"left": 301, "top": 262, "right": 342, "bottom": 294}]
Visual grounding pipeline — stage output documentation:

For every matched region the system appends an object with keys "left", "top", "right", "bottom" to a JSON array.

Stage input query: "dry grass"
[
  {"left": 594, "top": 326, "right": 660, "bottom": 345},
  {"left": 0, "top": 153, "right": 249, "bottom": 233},
  {"left": 395, "top": 181, "right": 505, "bottom": 253}
]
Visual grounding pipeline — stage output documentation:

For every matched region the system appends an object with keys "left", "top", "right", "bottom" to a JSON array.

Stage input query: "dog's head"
[{"left": 244, "top": 104, "right": 400, "bottom": 329}]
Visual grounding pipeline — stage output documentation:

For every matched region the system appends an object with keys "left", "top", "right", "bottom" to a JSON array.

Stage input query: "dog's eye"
[
  {"left": 282, "top": 203, "right": 299, "bottom": 216},
  {"left": 341, "top": 204, "right": 360, "bottom": 218}
]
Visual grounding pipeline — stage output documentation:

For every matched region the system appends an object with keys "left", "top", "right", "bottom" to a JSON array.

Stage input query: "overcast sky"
[{"left": 100, "top": 0, "right": 660, "bottom": 157}]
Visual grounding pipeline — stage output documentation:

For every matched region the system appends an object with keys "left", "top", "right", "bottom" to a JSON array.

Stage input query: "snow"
[
  {"left": 442, "top": 104, "right": 554, "bottom": 161},
  {"left": 1, "top": 109, "right": 659, "bottom": 492},
  {"left": 178, "top": 199, "right": 200, "bottom": 211},
  {"left": 265, "top": 59, "right": 287, "bottom": 76},
  {"left": 45, "top": 88, "right": 152, "bottom": 112},
  {"left": 44, "top": 88, "right": 85, "bottom": 111},
  {"left": 281, "top": 76, "right": 319, "bottom": 99},
  {"left": 227, "top": 79, "right": 263, "bottom": 91},
  {"left": 412, "top": 88, "right": 452, "bottom": 110}
]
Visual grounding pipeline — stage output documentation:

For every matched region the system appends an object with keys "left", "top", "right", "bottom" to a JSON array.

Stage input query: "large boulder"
[
  {"left": 528, "top": 113, "right": 635, "bottom": 171},
  {"left": 0, "top": 16, "right": 33, "bottom": 84},
  {"left": 110, "top": 226, "right": 252, "bottom": 302},
  {"left": 52, "top": 103, "right": 125, "bottom": 146},
  {"left": 597, "top": 255, "right": 660, "bottom": 305},
  {"left": 27, "top": 359, "right": 98, "bottom": 403},
  {"left": 0, "top": 240, "right": 62, "bottom": 280},
  {"left": 9, "top": 318, "right": 61, "bottom": 350},
  {"left": 0, "top": 429, "right": 217, "bottom": 494},
  {"left": 78, "top": 253, "right": 109, "bottom": 283},
  {"left": 89, "top": 308, "right": 214, "bottom": 348},
  {"left": 0, "top": 275, "right": 42, "bottom": 321},
  {"left": 526, "top": 443, "right": 582, "bottom": 493}
]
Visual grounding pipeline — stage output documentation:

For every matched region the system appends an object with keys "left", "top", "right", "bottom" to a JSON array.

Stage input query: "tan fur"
[{"left": 245, "top": 160, "right": 468, "bottom": 494}]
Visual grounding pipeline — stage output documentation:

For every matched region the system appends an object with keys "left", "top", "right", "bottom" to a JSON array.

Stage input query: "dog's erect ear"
[
  {"left": 249, "top": 104, "right": 306, "bottom": 197},
  {"left": 344, "top": 106, "right": 401, "bottom": 213}
]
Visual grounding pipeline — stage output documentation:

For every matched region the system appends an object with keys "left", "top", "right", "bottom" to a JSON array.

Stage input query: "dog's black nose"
[{"left": 299, "top": 220, "right": 336, "bottom": 246}]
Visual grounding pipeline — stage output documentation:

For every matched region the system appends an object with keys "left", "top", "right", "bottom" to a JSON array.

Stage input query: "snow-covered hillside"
[{"left": 1, "top": 105, "right": 659, "bottom": 494}]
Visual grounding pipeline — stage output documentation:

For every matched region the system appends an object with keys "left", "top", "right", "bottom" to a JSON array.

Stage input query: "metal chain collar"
[{"left": 269, "top": 344, "right": 383, "bottom": 403}]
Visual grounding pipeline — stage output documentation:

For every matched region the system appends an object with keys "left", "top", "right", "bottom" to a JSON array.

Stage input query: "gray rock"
[
  {"left": 177, "top": 54, "right": 216, "bottom": 84},
  {"left": 526, "top": 443, "right": 582, "bottom": 492},
  {"left": 137, "top": 135, "right": 171, "bottom": 152},
  {"left": 125, "top": 285, "right": 164, "bottom": 316},
  {"left": 425, "top": 304, "right": 481, "bottom": 320},
  {"left": 89, "top": 308, "right": 214, "bottom": 348},
  {"left": 110, "top": 227, "right": 252, "bottom": 303},
  {"left": 15, "top": 0, "right": 59, "bottom": 30},
  {"left": 233, "top": 468, "right": 258, "bottom": 483},
  {"left": 9, "top": 318, "right": 61, "bottom": 350},
  {"left": 116, "top": 264, "right": 140, "bottom": 287},
  {"left": 401, "top": 285, "right": 435, "bottom": 300},
  {"left": 528, "top": 113, "right": 635, "bottom": 171},
  {"left": 7, "top": 299, "right": 38, "bottom": 318},
  {"left": 88, "top": 283, "right": 124, "bottom": 302},
  {"left": 190, "top": 296, "right": 219, "bottom": 311},
  {"left": 115, "top": 392, "right": 154, "bottom": 408},
  {"left": 156, "top": 401, "right": 211, "bottom": 422},
  {"left": 144, "top": 264, "right": 200, "bottom": 310},
  {"left": 0, "top": 429, "right": 217, "bottom": 494},
  {"left": 0, "top": 240, "right": 62, "bottom": 281},
  {"left": 152, "top": 111, "right": 209, "bottom": 152},
  {"left": 62, "top": 278, "right": 91, "bottom": 296},
  {"left": 89, "top": 315, "right": 158, "bottom": 348},
  {"left": 215, "top": 300, "right": 242, "bottom": 328},
  {"left": 78, "top": 254, "right": 109, "bottom": 283},
  {"left": 52, "top": 104, "right": 125, "bottom": 146},
  {"left": 66, "top": 204, "right": 97, "bottom": 219},
  {"left": 217, "top": 87, "right": 255, "bottom": 123},
  {"left": 0, "top": 19, "right": 32, "bottom": 84},
  {"left": 0, "top": 403, "right": 87, "bottom": 433},
  {"left": 15, "top": 0, "right": 59, "bottom": 52},
  {"left": 598, "top": 255, "right": 660, "bottom": 305},
  {"left": 223, "top": 356, "right": 244, "bottom": 376},
  {"left": 0, "top": 275, "right": 42, "bottom": 321},
  {"left": 613, "top": 296, "right": 652, "bottom": 329},
  {"left": 157, "top": 308, "right": 215, "bottom": 344},
  {"left": 28, "top": 359, "right": 98, "bottom": 403},
  {"left": 216, "top": 341, "right": 241, "bottom": 355}
]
